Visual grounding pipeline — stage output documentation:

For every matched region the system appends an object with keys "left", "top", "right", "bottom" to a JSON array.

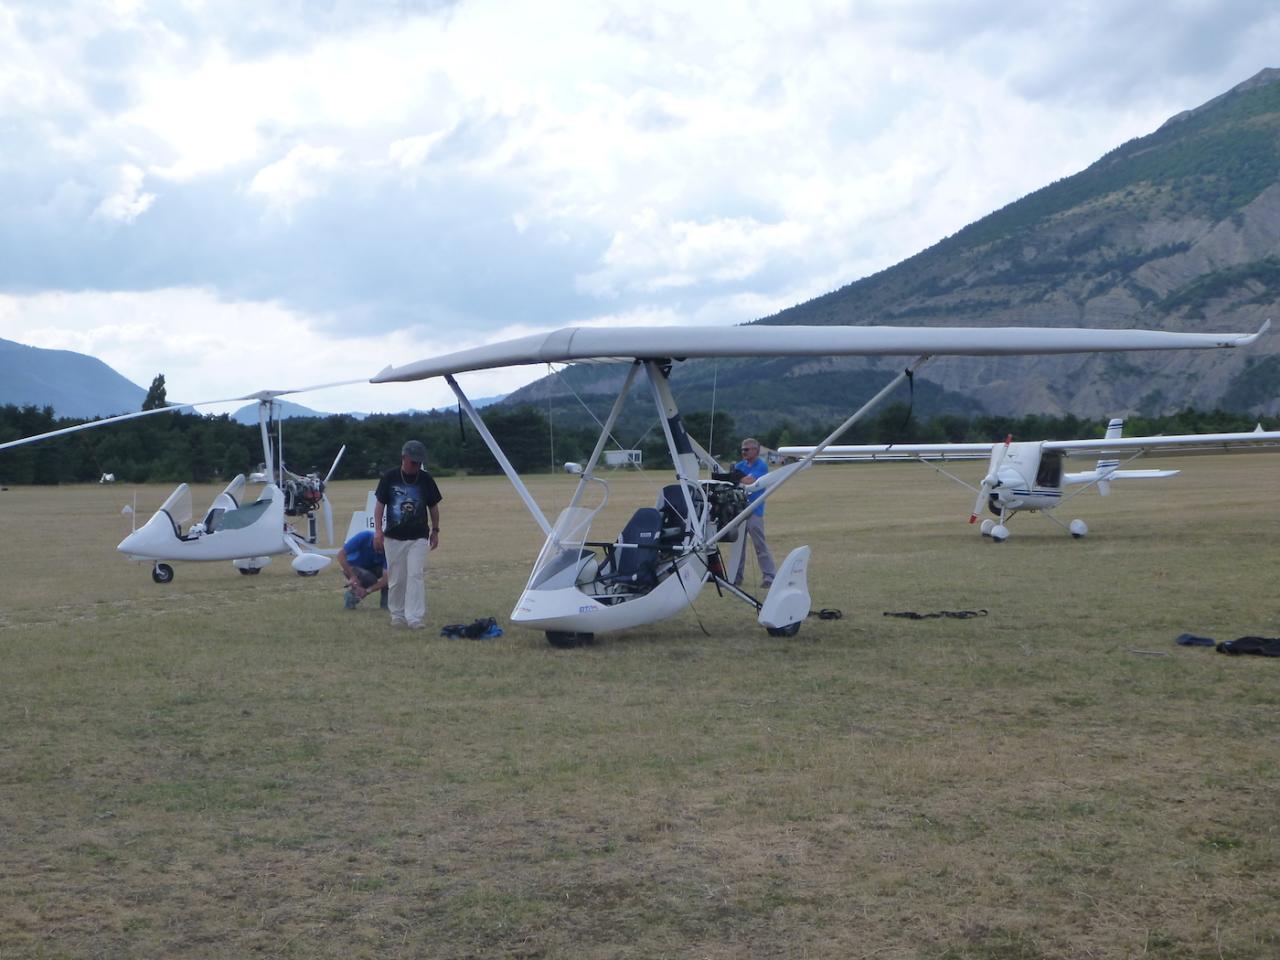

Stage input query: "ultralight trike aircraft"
[
  {"left": 0, "top": 384, "right": 357, "bottom": 582},
  {"left": 779, "top": 416, "right": 1280, "bottom": 542},
  {"left": 371, "top": 321, "right": 1268, "bottom": 646}
]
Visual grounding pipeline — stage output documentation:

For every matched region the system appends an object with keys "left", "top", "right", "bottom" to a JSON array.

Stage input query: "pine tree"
[{"left": 142, "top": 374, "right": 167, "bottom": 411}]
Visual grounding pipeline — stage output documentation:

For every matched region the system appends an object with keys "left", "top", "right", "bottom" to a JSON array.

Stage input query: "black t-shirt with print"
[{"left": 375, "top": 468, "right": 443, "bottom": 541}]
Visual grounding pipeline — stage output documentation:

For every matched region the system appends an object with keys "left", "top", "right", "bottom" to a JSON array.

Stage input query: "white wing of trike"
[{"left": 370, "top": 321, "right": 1268, "bottom": 644}]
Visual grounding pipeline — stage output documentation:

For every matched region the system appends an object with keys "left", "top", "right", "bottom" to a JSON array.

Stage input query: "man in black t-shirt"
[{"left": 373, "top": 439, "right": 443, "bottom": 629}]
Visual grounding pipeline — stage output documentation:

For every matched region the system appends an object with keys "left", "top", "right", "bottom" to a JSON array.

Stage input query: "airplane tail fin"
[{"left": 1096, "top": 418, "right": 1124, "bottom": 495}]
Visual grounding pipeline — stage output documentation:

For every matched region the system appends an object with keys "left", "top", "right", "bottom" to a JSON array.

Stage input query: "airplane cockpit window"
[{"left": 1036, "top": 450, "right": 1063, "bottom": 488}]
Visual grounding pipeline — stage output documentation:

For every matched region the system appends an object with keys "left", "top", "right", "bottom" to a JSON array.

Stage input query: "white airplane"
[
  {"left": 370, "top": 321, "right": 1268, "bottom": 645},
  {"left": 779, "top": 418, "right": 1280, "bottom": 542},
  {"left": 1, "top": 384, "right": 359, "bottom": 582}
]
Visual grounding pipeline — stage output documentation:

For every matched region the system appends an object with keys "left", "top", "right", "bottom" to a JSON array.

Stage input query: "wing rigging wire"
[{"left": 549, "top": 363, "right": 630, "bottom": 453}]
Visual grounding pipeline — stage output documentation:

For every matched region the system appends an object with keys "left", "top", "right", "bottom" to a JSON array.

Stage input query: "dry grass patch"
[{"left": 1, "top": 461, "right": 1278, "bottom": 958}]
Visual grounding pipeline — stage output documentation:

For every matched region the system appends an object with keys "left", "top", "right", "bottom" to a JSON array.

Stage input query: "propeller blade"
[
  {"left": 969, "top": 484, "right": 988, "bottom": 524},
  {"left": 322, "top": 494, "right": 334, "bottom": 545},
  {"left": 323, "top": 445, "right": 347, "bottom": 484},
  {"left": 969, "top": 435, "right": 1012, "bottom": 523}
]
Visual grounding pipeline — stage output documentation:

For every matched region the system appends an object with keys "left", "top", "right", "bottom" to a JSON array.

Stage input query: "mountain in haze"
[
  {"left": 0, "top": 337, "right": 148, "bottom": 417},
  {"left": 230, "top": 399, "right": 331, "bottom": 423},
  {"left": 508, "top": 68, "right": 1280, "bottom": 425}
]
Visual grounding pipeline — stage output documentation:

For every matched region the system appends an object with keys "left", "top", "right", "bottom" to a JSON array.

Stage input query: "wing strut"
[
  {"left": 709, "top": 356, "right": 932, "bottom": 547},
  {"left": 644, "top": 360, "right": 703, "bottom": 531},
  {"left": 445, "top": 374, "right": 553, "bottom": 537}
]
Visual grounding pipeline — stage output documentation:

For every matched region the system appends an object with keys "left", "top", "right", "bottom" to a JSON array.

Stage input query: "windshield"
[
  {"left": 159, "top": 483, "right": 193, "bottom": 529},
  {"left": 525, "top": 479, "right": 608, "bottom": 590}
]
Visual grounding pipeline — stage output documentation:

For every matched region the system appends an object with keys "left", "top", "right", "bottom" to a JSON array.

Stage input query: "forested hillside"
[{"left": 3, "top": 402, "right": 1273, "bottom": 486}]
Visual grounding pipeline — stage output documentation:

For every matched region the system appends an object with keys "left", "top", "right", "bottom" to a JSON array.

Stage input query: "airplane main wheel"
[
  {"left": 1069, "top": 519, "right": 1088, "bottom": 539},
  {"left": 766, "top": 622, "right": 801, "bottom": 637},
  {"left": 990, "top": 524, "right": 1010, "bottom": 543},
  {"left": 546, "top": 631, "right": 593, "bottom": 649},
  {"left": 980, "top": 519, "right": 995, "bottom": 537},
  {"left": 238, "top": 567, "right": 262, "bottom": 576},
  {"left": 296, "top": 569, "right": 320, "bottom": 578},
  {"left": 152, "top": 563, "right": 174, "bottom": 584}
]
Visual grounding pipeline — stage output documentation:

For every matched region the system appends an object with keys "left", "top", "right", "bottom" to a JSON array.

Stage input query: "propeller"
[
  {"left": 969, "top": 435, "right": 1013, "bottom": 523},
  {"left": 318, "top": 444, "right": 345, "bottom": 544},
  {"left": 321, "top": 495, "right": 334, "bottom": 545}
]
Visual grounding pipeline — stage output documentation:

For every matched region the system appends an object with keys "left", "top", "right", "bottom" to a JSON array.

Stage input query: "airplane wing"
[
  {"left": 776, "top": 442, "right": 998, "bottom": 462},
  {"left": 371, "top": 321, "right": 1270, "bottom": 383},
  {"left": 783, "top": 429, "right": 1280, "bottom": 463},
  {"left": 1043, "top": 430, "right": 1280, "bottom": 459}
]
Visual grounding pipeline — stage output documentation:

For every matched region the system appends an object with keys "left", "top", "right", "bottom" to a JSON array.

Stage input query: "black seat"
[
  {"left": 598, "top": 507, "right": 662, "bottom": 589},
  {"left": 657, "top": 483, "right": 703, "bottom": 544}
]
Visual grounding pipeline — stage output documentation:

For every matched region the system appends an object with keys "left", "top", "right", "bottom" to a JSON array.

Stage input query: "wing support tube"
[
  {"left": 709, "top": 356, "right": 931, "bottom": 547},
  {"left": 446, "top": 374, "right": 553, "bottom": 537}
]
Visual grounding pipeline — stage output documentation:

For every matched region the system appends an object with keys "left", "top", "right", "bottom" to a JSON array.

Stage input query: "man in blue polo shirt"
[
  {"left": 732, "top": 437, "right": 777, "bottom": 588},
  {"left": 337, "top": 529, "right": 389, "bottom": 609}
]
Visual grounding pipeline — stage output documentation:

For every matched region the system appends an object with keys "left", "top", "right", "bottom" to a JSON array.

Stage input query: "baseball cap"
[{"left": 401, "top": 440, "right": 428, "bottom": 464}]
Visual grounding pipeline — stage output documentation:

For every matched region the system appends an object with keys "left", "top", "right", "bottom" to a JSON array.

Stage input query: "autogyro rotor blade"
[{"left": 0, "top": 379, "right": 367, "bottom": 453}]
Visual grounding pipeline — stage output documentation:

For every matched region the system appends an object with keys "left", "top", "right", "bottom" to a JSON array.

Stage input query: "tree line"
[{"left": 2, "top": 399, "right": 1274, "bottom": 486}]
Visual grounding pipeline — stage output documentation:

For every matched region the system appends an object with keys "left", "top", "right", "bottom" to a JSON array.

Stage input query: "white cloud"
[
  {"left": 248, "top": 144, "right": 343, "bottom": 215},
  {"left": 2, "top": 0, "right": 1280, "bottom": 399},
  {"left": 92, "top": 164, "right": 156, "bottom": 223},
  {"left": 577, "top": 209, "right": 811, "bottom": 297}
]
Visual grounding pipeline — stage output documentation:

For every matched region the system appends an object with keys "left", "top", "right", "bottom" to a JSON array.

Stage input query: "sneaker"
[
  {"left": 343, "top": 589, "right": 359, "bottom": 610},
  {"left": 407, "top": 621, "right": 426, "bottom": 630},
  {"left": 761, "top": 578, "right": 774, "bottom": 589},
  {"left": 390, "top": 617, "right": 406, "bottom": 629}
]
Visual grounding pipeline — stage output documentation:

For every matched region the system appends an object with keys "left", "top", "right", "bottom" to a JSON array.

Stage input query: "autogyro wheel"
[
  {"left": 152, "top": 563, "right": 175, "bottom": 584},
  {"left": 766, "top": 622, "right": 801, "bottom": 637}
]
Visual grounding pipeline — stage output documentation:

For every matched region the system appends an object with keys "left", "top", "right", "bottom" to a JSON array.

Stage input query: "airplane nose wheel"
[
  {"left": 1069, "top": 519, "right": 1088, "bottom": 539},
  {"left": 766, "top": 623, "right": 801, "bottom": 637},
  {"left": 151, "top": 563, "right": 174, "bottom": 584}
]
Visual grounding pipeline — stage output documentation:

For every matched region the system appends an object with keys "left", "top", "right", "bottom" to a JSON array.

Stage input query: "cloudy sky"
[{"left": 1, "top": 0, "right": 1277, "bottom": 414}]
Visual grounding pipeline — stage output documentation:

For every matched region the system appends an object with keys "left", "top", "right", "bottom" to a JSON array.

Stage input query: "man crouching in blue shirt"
[{"left": 337, "top": 529, "right": 389, "bottom": 609}]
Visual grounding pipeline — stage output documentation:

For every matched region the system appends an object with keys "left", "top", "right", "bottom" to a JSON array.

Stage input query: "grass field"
[{"left": 1, "top": 460, "right": 1277, "bottom": 959}]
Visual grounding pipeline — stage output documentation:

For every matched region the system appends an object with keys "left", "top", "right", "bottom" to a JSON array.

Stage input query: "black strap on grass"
[
  {"left": 883, "top": 609, "right": 988, "bottom": 620},
  {"left": 809, "top": 608, "right": 843, "bottom": 620}
]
